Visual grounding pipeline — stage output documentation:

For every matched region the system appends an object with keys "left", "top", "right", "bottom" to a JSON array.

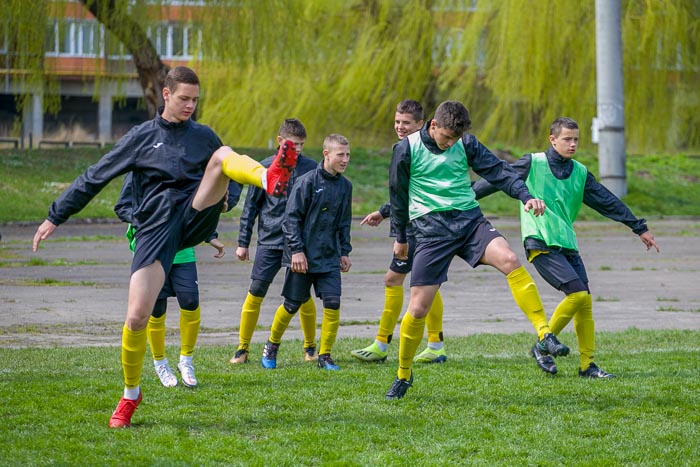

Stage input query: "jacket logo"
[
  {"left": 152, "top": 142, "right": 164, "bottom": 149},
  {"left": 315, "top": 188, "right": 324, "bottom": 193}
]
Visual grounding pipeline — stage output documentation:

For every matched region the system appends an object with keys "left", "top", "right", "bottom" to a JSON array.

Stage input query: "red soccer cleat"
[
  {"left": 108, "top": 391, "right": 142, "bottom": 428},
  {"left": 266, "top": 139, "right": 298, "bottom": 197}
]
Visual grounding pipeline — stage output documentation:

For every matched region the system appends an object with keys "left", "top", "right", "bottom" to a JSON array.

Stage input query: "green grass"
[
  {"left": 2, "top": 147, "right": 699, "bottom": 223},
  {"left": 1, "top": 329, "right": 698, "bottom": 465}
]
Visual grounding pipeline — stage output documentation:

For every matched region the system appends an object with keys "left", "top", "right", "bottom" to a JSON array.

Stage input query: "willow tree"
[
  {"left": 194, "top": 0, "right": 440, "bottom": 148},
  {"left": 194, "top": 0, "right": 698, "bottom": 152},
  {"left": 437, "top": 0, "right": 699, "bottom": 153},
  {"left": 1, "top": 0, "right": 171, "bottom": 118}
]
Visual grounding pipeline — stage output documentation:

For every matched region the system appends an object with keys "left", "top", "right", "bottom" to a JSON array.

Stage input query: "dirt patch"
[{"left": 1, "top": 217, "right": 698, "bottom": 348}]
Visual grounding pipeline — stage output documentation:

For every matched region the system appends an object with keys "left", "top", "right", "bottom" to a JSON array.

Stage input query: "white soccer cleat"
[
  {"left": 154, "top": 360, "right": 178, "bottom": 388},
  {"left": 177, "top": 360, "right": 198, "bottom": 388}
]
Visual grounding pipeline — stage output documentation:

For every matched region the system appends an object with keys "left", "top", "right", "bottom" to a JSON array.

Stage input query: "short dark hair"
[
  {"left": 550, "top": 117, "right": 579, "bottom": 137},
  {"left": 279, "top": 118, "right": 307, "bottom": 140},
  {"left": 396, "top": 100, "right": 424, "bottom": 122},
  {"left": 164, "top": 66, "right": 200, "bottom": 92},
  {"left": 433, "top": 100, "right": 471, "bottom": 134}
]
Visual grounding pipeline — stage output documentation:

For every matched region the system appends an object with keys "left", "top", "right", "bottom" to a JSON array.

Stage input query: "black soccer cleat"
[
  {"left": 538, "top": 333, "right": 570, "bottom": 357},
  {"left": 530, "top": 342, "right": 558, "bottom": 374},
  {"left": 385, "top": 372, "right": 413, "bottom": 400},
  {"left": 579, "top": 362, "right": 616, "bottom": 379}
]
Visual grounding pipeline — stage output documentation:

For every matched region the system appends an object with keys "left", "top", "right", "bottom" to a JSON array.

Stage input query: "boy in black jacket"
[
  {"left": 230, "top": 118, "right": 319, "bottom": 365},
  {"left": 260, "top": 134, "right": 352, "bottom": 370},
  {"left": 32, "top": 66, "right": 298, "bottom": 428}
]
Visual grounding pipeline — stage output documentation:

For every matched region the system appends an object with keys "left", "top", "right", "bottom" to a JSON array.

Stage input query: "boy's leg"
[
  {"left": 148, "top": 298, "right": 178, "bottom": 388},
  {"left": 298, "top": 297, "right": 318, "bottom": 361},
  {"left": 110, "top": 261, "right": 165, "bottom": 428},
  {"left": 350, "top": 270, "right": 405, "bottom": 362},
  {"left": 316, "top": 271, "right": 343, "bottom": 370},
  {"left": 415, "top": 290, "right": 447, "bottom": 363},
  {"left": 481, "top": 237, "right": 568, "bottom": 356},
  {"left": 231, "top": 292, "right": 264, "bottom": 363},
  {"left": 178, "top": 305, "right": 200, "bottom": 388}
]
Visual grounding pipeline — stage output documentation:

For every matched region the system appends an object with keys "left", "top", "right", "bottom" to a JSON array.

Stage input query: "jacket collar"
[{"left": 156, "top": 106, "right": 192, "bottom": 130}]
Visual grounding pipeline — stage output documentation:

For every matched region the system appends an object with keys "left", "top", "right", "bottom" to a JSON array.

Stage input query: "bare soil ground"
[{"left": 1, "top": 217, "right": 698, "bottom": 349}]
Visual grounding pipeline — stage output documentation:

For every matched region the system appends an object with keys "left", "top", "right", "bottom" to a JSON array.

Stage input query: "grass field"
[
  {"left": 2, "top": 330, "right": 699, "bottom": 465},
  {"left": 1, "top": 147, "right": 699, "bottom": 223}
]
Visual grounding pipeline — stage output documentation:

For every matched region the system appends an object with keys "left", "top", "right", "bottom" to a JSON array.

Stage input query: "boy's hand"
[
  {"left": 393, "top": 240, "right": 408, "bottom": 260},
  {"left": 340, "top": 256, "right": 352, "bottom": 272},
  {"left": 291, "top": 252, "right": 308, "bottom": 274},
  {"left": 523, "top": 198, "right": 546, "bottom": 216},
  {"left": 33, "top": 219, "right": 57, "bottom": 252},
  {"left": 640, "top": 231, "right": 660, "bottom": 252},
  {"left": 236, "top": 247, "right": 249, "bottom": 261},
  {"left": 360, "top": 211, "right": 384, "bottom": 227},
  {"left": 210, "top": 239, "right": 226, "bottom": 258}
]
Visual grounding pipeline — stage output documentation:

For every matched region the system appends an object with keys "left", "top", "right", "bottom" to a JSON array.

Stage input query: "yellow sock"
[
  {"left": 299, "top": 297, "right": 317, "bottom": 349},
  {"left": 269, "top": 304, "right": 294, "bottom": 344},
  {"left": 147, "top": 314, "right": 166, "bottom": 361},
  {"left": 398, "top": 312, "right": 425, "bottom": 380},
  {"left": 319, "top": 308, "right": 340, "bottom": 355},
  {"left": 180, "top": 306, "right": 200, "bottom": 357},
  {"left": 121, "top": 324, "right": 147, "bottom": 389},
  {"left": 222, "top": 150, "right": 265, "bottom": 188},
  {"left": 549, "top": 291, "right": 589, "bottom": 335},
  {"left": 506, "top": 266, "right": 551, "bottom": 339},
  {"left": 426, "top": 290, "right": 444, "bottom": 343},
  {"left": 238, "top": 293, "right": 264, "bottom": 351},
  {"left": 574, "top": 293, "right": 595, "bottom": 370},
  {"left": 377, "top": 285, "right": 403, "bottom": 344}
]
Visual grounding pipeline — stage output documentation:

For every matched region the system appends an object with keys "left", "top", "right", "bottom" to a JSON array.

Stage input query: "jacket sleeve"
[
  {"left": 339, "top": 183, "right": 353, "bottom": 256},
  {"left": 389, "top": 139, "right": 411, "bottom": 243},
  {"left": 226, "top": 181, "right": 243, "bottom": 212},
  {"left": 472, "top": 154, "right": 532, "bottom": 200},
  {"left": 113, "top": 173, "right": 134, "bottom": 223},
  {"left": 283, "top": 176, "right": 309, "bottom": 254},
  {"left": 465, "top": 135, "right": 533, "bottom": 205},
  {"left": 583, "top": 172, "right": 648, "bottom": 234},
  {"left": 237, "top": 185, "right": 265, "bottom": 247},
  {"left": 48, "top": 128, "right": 138, "bottom": 225},
  {"left": 378, "top": 201, "right": 391, "bottom": 218}
]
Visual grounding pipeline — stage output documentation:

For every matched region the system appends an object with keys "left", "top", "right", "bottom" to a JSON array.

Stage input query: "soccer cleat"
[
  {"left": 229, "top": 349, "right": 249, "bottom": 364},
  {"left": 414, "top": 346, "right": 447, "bottom": 364},
  {"left": 530, "top": 342, "right": 557, "bottom": 374},
  {"left": 154, "top": 360, "right": 178, "bottom": 387},
  {"left": 261, "top": 341, "right": 279, "bottom": 369},
  {"left": 385, "top": 372, "right": 413, "bottom": 400},
  {"left": 537, "top": 333, "right": 570, "bottom": 357},
  {"left": 579, "top": 362, "right": 616, "bottom": 379},
  {"left": 109, "top": 392, "right": 142, "bottom": 428},
  {"left": 266, "top": 139, "right": 298, "bottom": 197},
  {"left": 177, "top": 360, "right": 198, "bottom": 388},
  {"left": 317, "top": 354, "right": 340, "bottom": 371},
  {"left": 303, "top": 346, "right": 318, "bottom": 362},
  {"left": 350, "top": 342, "right": 388, "bottom": 362}
]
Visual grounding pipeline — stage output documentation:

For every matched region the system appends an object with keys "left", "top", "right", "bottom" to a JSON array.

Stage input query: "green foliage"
[{"left": 1, "top": 331, "right": 699, "bottom": 464}]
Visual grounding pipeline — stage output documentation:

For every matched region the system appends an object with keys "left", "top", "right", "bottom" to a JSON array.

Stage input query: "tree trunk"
[{"left": 79, "top": 0, "right": 168, "bottom": 117}]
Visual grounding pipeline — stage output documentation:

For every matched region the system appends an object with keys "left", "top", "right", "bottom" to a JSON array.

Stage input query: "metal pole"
[{"left": 595, "top": 0, "right": 627, "bottom": 197}]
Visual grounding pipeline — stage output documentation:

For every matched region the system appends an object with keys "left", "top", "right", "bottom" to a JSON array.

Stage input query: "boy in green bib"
[{"left": 473, "top": 117, "right": 659, "bottom": 377}]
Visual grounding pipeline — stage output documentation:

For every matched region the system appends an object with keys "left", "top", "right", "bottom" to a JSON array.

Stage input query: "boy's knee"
[
  {"left": 249, "top": 279, "right": 271, "bottom": 297},
  {"left": 322, "top": 296, "right": 341, "bottom": 310},
  {"left": 384, "top": 270, "right": 405, "bottom": 287},
  {"left": 283, "top": 298, "right": 302, "bottom": 314}
]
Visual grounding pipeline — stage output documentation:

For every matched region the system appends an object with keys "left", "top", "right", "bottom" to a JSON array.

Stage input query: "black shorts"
[
  {"left": 159, "top": 261, "right": 199, "bottom": 300},
  {"left": 131, "top": 192, "right": 224, "bottom": 275},
  {"left": 388, "top": 235, "right": 416, "bottom": 274},
  {"left": 251, "top": 247, "right": 284, "bottom": 282},
  {"left": 281, "top": 268, "right": 342, "bottom": 302},
  {"left": 410, "top": 217, "right": 503, "bottom": 287},
  {"left": 530, "top": 249, "right": 589, "bottom": 293}
]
